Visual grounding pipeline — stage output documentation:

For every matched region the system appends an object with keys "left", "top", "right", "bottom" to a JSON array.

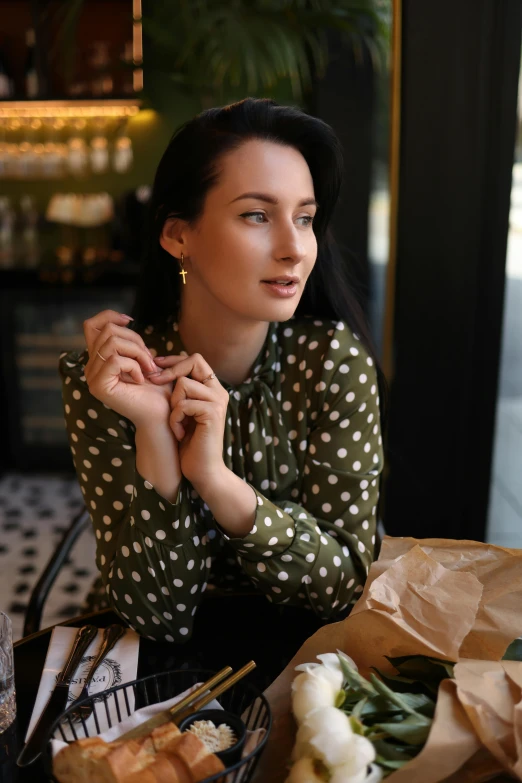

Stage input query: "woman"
[{"left": 59, "top": 97, "right": 384, "bottom": 645}]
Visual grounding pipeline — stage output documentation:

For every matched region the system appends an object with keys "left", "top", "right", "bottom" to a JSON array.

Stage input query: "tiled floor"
[{"left": 0, "top": 473, "right": 97, "bottom": 641}]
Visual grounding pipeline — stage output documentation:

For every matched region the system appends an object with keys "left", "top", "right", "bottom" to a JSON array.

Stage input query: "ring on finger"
[
  {"left": 201, "top": 371, "right": 216, "bottom": 384},
  {"left": 97, "top": 350, "right": 107, "bottom": 362}
]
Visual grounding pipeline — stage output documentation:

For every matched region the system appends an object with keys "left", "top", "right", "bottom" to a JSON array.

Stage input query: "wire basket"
[{"left": 42, "top": 668, "right": 272, "bottom": 783}]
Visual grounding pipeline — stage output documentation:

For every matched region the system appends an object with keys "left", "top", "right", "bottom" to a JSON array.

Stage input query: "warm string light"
[{"left": 0, "top": 101, "right": 141, "bottom": 119}]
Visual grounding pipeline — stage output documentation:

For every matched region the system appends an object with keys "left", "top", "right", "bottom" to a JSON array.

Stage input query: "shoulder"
[
  {"left": 277, "top": 317, "right": 378, "bottom": 416},
  {"left": 59, "top": 349, "right": 89, "bottom": 383},
  {"left": 276, "top": 315, "right": 369, "bottom": 367},
  {"left": 59, "top": 350, "right": 95, "bottom": 413}
]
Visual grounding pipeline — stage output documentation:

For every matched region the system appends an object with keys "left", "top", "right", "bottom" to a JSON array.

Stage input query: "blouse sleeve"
[
  {"left": 59, "top": 349, "right": 209, "bottom": 643},
  {"left": 222, "top": 322, "right": 383, "bottom": 619}
]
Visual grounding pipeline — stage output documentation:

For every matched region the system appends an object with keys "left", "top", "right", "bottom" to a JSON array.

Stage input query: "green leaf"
[
  {"left": 361, "top": 691, "right": 435, "bottom": 720},
  {"left": 372, "top": 667, "right": 426, "bottom": 694},
  {"left": 357, "top": 695, "right": 405, "bottom": 720},
  {"left": 369, "top": 674, "right": 423, "bottom": 716},
  {"left": 387, "top": 655, "right": 455, "bottom": 681},
  {"left": 339, "top": 654, "right": 378, "bottom": 697},
  {"left": 376, "top": 714, "right": 432, "bottom": 746},
  {"left": 373, "top": 739, "right": 419, "bottom": 762},
  {"left": 375, "top": 756, "right": 412, "bottom": 771},
  {"left": 398, "top": 693, "right": 435, "bottom": 718},
  {"left": 503, "top": 638, "right": 522, "bottom": 662},
  {"left": 351, "top": 696, "right": 368, "bottom": 719}
]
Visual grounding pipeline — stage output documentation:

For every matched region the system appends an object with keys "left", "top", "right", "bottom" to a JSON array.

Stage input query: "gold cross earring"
[{"left": 179, "top": 252, "right": 187, "bottom": 285}]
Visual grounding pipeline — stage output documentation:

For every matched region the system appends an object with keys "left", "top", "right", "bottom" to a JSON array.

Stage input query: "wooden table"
[{"left": 1, "top": 594, "right": 323, "bottom": 783}]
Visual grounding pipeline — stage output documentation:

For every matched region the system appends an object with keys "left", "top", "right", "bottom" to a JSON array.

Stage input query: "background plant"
[{"left": 51, "top": 0, "right": 391, "bottom": 107}]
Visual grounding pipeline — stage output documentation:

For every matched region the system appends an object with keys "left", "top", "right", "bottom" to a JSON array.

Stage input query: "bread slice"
[
  {"left": 54, "top": 737, "right": 114, "bottom": 783},
  {"left": 101, "top": 736, "right": 156, "bottom": 782},
  {"left": 189, "top": 752, "right": 227, "bottom": 782},
  {"left": 150, "top": 722, "right": 183, "bottom": 753},
  {"left": 123, "top": 753, "right": 192, "bottom": 783},
  {"left": 169, "top": 732, "right": 225, "bottom": 781},
  {"left": 53, "top": 715, "right": 227, "bottom": 783},
  {"left": 168, "top": 733, "right": 208, "bottom": 770}
]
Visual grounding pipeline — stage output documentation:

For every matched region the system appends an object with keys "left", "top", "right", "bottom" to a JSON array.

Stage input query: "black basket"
[{"left": 42, "top": 669, "right": 271, "bottom": 782}]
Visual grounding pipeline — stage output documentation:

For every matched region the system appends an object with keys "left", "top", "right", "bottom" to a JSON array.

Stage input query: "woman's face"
[{"left": 163, "top": 139, "right": 318, "bottom": 323}]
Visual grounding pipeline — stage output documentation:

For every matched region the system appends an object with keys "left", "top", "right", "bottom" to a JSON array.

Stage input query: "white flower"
[
  {"left": 295, "top": 650, "right": 358, "bottom": 677},
  {"left": 290, "top": 651, "right": 379, "bottom": 783},
  {"left": 291, "top": 668, "right": 342, "bottom": 725},
  {"left": 285, "top": 757, "right": 328, "bottom": 783},
  {"left": 294, "top": 706, "right": 374, "bottom": 769}
]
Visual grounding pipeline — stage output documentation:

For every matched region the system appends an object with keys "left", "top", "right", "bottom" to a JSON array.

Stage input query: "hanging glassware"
[
  {"left": 112, "top": 135, "right": 133, "bottom": 173},
  {"left": 67, "top": 137, "right": 88, "bottom": 176},
  {"left": 90, "top": 136, "right": 109, "bottom": 173}
]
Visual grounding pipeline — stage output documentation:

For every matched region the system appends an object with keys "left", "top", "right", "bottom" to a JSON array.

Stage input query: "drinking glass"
[{"left": 0, "top": 612, "right": 16, "bottom": 731}]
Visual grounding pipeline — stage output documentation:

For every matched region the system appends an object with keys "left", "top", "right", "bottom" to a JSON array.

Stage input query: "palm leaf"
[
  {"left": 51, "top": 0, "right": 390, "bottom": 104},
  {"left": 144, "top": 0, "right": 389, "bottom": 102}
]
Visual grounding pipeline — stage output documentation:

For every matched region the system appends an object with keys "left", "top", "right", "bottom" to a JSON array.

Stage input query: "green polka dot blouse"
[{"left": 59, "top": 314, "right": 383, "bottom": 643}]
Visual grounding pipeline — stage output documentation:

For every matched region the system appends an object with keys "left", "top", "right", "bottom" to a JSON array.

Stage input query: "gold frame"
[
  {"left": 132, "top": 0, "right": 144, "bottom": 92},
  {"left": 382, "top": 0, "right": 402, "bottom": 382}
]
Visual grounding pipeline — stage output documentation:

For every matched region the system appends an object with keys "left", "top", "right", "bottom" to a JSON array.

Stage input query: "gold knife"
[
  {"left": 118, "top": 665, "right": 233, "bottom": 741},
  {"left": 173, "top": 660, "right": 256, "bottom": 724}
]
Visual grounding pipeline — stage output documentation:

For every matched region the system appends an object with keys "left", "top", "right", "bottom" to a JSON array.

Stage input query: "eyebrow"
[{"left": 229, "top": 192, "right": 319, "bottom": 208}]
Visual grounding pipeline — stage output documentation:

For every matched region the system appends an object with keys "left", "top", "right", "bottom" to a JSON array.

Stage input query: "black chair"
[{"left": 23, "top": 507, "right": 90, "bottom": 637}]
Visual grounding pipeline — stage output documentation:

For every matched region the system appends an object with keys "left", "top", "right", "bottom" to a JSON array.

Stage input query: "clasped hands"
[
  {"left": 148, "top": 351, "right": 230, "bottom": 489},
  {"left": 82, "top": 310, "right": 230, "bottom": 490}
]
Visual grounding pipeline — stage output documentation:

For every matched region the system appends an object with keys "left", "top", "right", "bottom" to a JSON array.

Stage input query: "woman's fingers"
[
  {"left": 167, "top": 377, "right": 215, "bottom": 439},
  {"left": 170, "top": 398, "right": 216, "bottom": 441},
  {"left": 153, "top": 355, "right": 187, "bottom": 366},
  {"left": 169, "top": 405, "right": 187, "bottom": 441},
  {"left": 89, "top": 354, "right": 145, "bottom": 396},
  {"left": 91, "top": 322, "right": 154, "bottom": 361},
  {"left": 83, "top": 310, "right": 133, "bottom": 353},
  {"left": 170, "top": 376, "right": 216, "bottom": 403},
  {"left": 93, "top": 322, "right": 147, "bottom": 351},
  {"left": 149, "top": 352, "right": 219, "bottom": 389},
  {"left": 92, "top": 334, "right": 158, "bottom": 375},
  {"left": 167, "top": 378, "right": 228, "bottom": 441},
  {"left": 148, "top": 355, "right": 189, "bottom": 382}
]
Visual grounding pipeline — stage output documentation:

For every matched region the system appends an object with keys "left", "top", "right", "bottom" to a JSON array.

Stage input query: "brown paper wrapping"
[
  {"left": 372, "top": 538, "right": 522, "bottom": 661},
  {"left": 253, "top": 537, "right": 522, "bottom": 783}
]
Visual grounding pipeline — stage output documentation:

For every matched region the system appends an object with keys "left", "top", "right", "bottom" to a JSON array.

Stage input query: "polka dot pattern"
[{"left": 59, "top": 315, "right": 383, "bottom": 639}]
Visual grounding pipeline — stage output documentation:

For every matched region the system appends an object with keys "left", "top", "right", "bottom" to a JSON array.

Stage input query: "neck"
[{"left": 177, "top": 289, "right": 270, "bottom": 386}]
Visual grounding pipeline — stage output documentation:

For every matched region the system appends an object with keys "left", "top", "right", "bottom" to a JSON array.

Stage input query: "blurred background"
[{"left": 0, "top": 0, "right": 520, "bottom": 639}]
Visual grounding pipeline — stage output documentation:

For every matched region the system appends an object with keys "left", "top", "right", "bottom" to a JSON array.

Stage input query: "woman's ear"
[{"left": 159, "top": 217, "right": 187, "bottom": 258}]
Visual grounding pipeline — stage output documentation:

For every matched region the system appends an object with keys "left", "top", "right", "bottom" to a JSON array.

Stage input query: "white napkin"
[{"left": 26, "top": 626, "right": 140, "bottom": 742}]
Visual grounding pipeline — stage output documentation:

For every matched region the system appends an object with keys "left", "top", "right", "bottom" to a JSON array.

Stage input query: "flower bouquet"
[{"left": 253, "top": 538, "right": 522, "bottom": 783}]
